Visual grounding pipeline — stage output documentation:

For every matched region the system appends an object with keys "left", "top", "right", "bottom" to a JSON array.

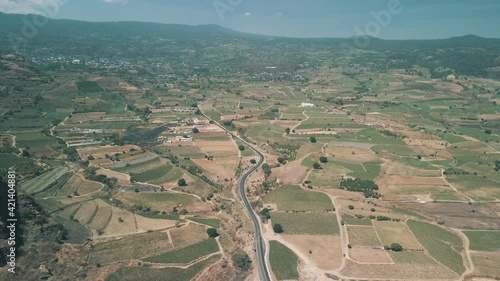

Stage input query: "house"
[{"left": 301, "top": 102, "right": 315, "bottom": 108}]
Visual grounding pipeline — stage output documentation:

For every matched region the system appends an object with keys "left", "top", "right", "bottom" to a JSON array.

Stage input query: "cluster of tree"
[
  {"left": 83, "top": 167, "right": 118, "bottom": 189},
  {"left": 385, "top": 243, "right": 403, "bottom": 252},
  {"left": 339, "top": 178, "right": 381, "bottom": 199},
  {"left": 232, "top": 250, "right": 252, "bottom": 271},
  {"left": 207, "top": 228, "right": 219, "bottom": 238},
  {"left": 262, "top": 163, "right": 272, "bottom": 177},
  {"left": 63, "top": 147, "right": 81, "bottom": 162},
  {"left": 259, "top": 208, "right": 271, "bottom": 219}
]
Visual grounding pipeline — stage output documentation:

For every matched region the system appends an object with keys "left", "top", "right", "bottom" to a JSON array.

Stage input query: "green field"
[
  {"left": 408, "top": 220, "right": 465, "bottom": 274},
  {"left": 342, "top": 214, "right": 372, "bottom": 226},
  {"left": 187, "top": 217, "right": 221, "bottom": 228},
  {"left": 269, "top": 241, "right": 299, "bottom": 281},
  {"left": 263, "top": 185, "right": 334, "bottom": 212},
  {"left": 271, "top": 212, "right": 339, "bottom": 235},
  {"left": 463, "top": 231, "right": 500, "bottom": 251},
  {"left": 20, "top": 166, "right": 69, "bottom": 194},
  {"left": 107, "top": 254, "right": 221, "bottom": 281},
  {"left": 131, "top": 164, "right": 173, "bottom": 183},
  {"left": 144, "top": 238, "right": 219, "bottom": 264},
  {"left": 0, "top": 153, "right": 34, "bottom": 169},
  {"left": 117, "top": 191, "right": 200, "bottom": 211}
]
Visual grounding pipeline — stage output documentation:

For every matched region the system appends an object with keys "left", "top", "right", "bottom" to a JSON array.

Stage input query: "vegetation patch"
[
  {"left": 269, "top": 241, "right": 299, "bottom": 281},
  {"left": 144, "top": 238, "right": 219, "bottom": 264},
  {"left": 463, "top": 231, "right": 500, "bottom": 251},
  {"left": 407, "top": 220, "right": 465, "bottom": 274},
  {"left": 263, "top": 185, "right": 334, "bottom": 212},
  {"left": 271, "top": 212, "right": 339, "bottom": 235}
]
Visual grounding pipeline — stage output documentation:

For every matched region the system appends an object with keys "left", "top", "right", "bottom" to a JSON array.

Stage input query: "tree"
[
  {"left": 348, "top": 205, "right": 355, "bottom": 210},
  {"left": 313, "top": 162, "right": 322, "bottom": 169},
  {"left": 207, "top": 228, "right": 219, "bottom": 238},
  {"left": 178, "top": 178, "right": 187, "bottom": 186},
  {"left": 21, "top": 150, "right": 31, "bottom": 158},
  {"left": 238, "top": 145, "right": 245, "bottom": 151},
  {"left": 250, "top": 159, "right": 257, "bottom": 164},
  {"left": 319, "top": 156, "right": 328, "bottom": 163},
  {"left": 285, "top": 128, "right": 291, "bottom": 135},
  {"left": 259, "top": 208, "right": 271, "bottom": 219},
  {"left": 192, "top": 127, "right": 199, "bottom": 133},
  {"left": 485, "top": 129, "right": 492, "bottom": 135},
  {"left": 417, "top": 155, "right": 422, "bottom": 160},
  {"left": 390, "top": 243, "right": 403, "bottom": 252},
  {"left": 273, "top": 224, "right": 284, "bottom": 233},
  {"left": 310, "top": 136, "right": 317, "bottom": 143},
  {"left": 232, "top": 250, "right": 252, "bottom": 271}
]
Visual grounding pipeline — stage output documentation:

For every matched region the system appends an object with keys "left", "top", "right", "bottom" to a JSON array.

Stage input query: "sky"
[{"left": 1, "top": 0, "right": 499, "bottom": 39}]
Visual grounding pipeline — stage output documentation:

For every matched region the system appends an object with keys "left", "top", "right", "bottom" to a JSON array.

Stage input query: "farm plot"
[
  {"left": 271, "top": 212, "right": 339, "bottom": 235},
  {"left": 471, "top": 251, "right": 500, "bottom": 279},
  {"left": 102, "top": 206, "right": 137, "bottom": 236},
  {"left": 130, "top": 164, "right": 173, "bottom": 183},
  {"left": 73, "top": 201, "right": 98, "bottom": 225},
  {"left": 194, "top": 140, "right": 239, "bottom": 158},
  {"left": 187, "top": 217, "right": 221, "bottom": 228},
  {"left": 269, "top": 241, "right": 299, "bottom": 281},
  {"left": 77, "top": 180, "right": 102, "bottom": 195},
  {"left": 88, "top": 200, "right": 113, "bottom": 232},
  {"left": 20, "top": 166, "right": 69, "bottom": 194},
  {"left": 281, "top": 235, "right": 342, "bottom": 270},
  {"left": 463, "top": 231, "right": 500, "bottom": 251},
  {"left": 113, "top": 157, "right": 163, "bottom": 174},
  {"left": 389, "top": 251, "right": 459, "bottom": 280},
  {"left": 191, "top": 158, "right": 234, "bottom": 180},
  {"left": 57, "top": 174, "right": 83, "bottom": 197},
  {"left": 372, "top": 220, "right": 423, "bottom": 250},
  {"left": 89, "top": 231, "right": 173, "bottom": 265},
  {"left": 116, "top": 191, "right": 206, "bottom": 214},
  {"left": 306, "top": 162, "right": 350, "bottom": 188},
  {"left": 349, "top": 248, "right": 392, "bottom": 263},
  {"left": 407, "top": 220, "right": 465, "bottom": 275},
  {"left": 144, "top": 238, "right": 219, "bottom": 264},
  {"left": 347, "top": 226, "right": 382, "bottom": 247},
  {"left": 342, "top": 214, "right": 372, "bottom": 226},
  {"left": 106, "top": 254, "right": 221, "bottom": 281},
  {"left": 33, "top": 172, "right": 73, "bottom": 198},
  {"left": 170, "top": 223, "right": 208, "bottom": 248},
  {"left": 263, "top": 185, "right": 334, "bottom": 212},
  {"left": 135, "top": 215, "right": 177, "bottom": 232}
]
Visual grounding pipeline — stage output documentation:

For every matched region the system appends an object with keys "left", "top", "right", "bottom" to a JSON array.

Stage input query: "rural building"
[{"left": 301, "top": 102, "right": 315, "bottom": 108}]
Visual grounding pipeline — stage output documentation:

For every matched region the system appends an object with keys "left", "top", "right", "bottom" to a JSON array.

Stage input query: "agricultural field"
[
  {"left": 408, "top": 220, "right": 465, "bottom": 275},
  {"left": 270, "top": 212, "right": 339, "bottom": 235},
  {"left": 269, "top": 241, "right": 299, "bottom": 281},
  {"left": 463, "top": 231, "right": 500, "bottom": 251},
  {"left": 263, "top": 185, "right": 334, "bottom": 212},
  {"left": 144, "top": 238, "right": 219, "bottom": 264}
]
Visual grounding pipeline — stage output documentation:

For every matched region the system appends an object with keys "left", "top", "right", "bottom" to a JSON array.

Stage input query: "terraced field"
[
  {"left": 263, "top": 185, "right": 334, "bottom": 212},
  {"left": 20, "top": 166, "right": 69, "bottom": 195}
]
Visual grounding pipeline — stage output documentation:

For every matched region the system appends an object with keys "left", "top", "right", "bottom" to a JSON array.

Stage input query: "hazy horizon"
[{"left": 0, "top": 1, "right": 499, "bottom": 40}]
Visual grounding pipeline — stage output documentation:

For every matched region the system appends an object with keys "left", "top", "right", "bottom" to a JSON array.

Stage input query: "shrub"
[
  {"left": 178, "top": 178, "right": 187, "bottom": 186},
  {"left": 273, "top": 224, "right": 284, "bottom": 233},
  {"left": 390, "top": 243, "right": 403, "bottom": 252},
  {"left": 310, "top": 136, "right": 317, "bottom": 143},
  {"left": 207, "top": 228, "right": 219, "bottom": 238},
  {"left": 319, "top": 156, "right": 328, "bottom": 163}
]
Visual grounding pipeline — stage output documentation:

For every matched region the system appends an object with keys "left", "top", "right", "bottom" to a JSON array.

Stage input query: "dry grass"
[{"left": 282, "top": 234, "right": 342, "bottom": 270}]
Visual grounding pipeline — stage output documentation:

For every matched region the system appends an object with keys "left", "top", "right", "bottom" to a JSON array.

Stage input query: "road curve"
[{"left": 198, "top": 106, "right": 272, "bottom": 281}]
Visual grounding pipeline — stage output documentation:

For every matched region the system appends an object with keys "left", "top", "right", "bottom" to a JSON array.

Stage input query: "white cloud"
[
  {"left": 0, "top": 0, "right": 64, "bottom": 15},
  {"left": 244, "top": 12, "right": 251, "bottom": 16}
]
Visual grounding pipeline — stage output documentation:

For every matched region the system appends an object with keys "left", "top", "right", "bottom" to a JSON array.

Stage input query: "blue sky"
[{"left": 1, "top": 0, "right": 499, "bottom": 39}]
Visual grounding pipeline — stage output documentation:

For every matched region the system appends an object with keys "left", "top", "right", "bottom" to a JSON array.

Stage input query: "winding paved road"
[{"left": 198, "top": 106, "right": 272, "bottom": 281}]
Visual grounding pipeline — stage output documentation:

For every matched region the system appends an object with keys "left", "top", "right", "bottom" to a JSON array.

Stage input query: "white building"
[{"left": 301, "top": 102, "right": 315, "bottom": 108}]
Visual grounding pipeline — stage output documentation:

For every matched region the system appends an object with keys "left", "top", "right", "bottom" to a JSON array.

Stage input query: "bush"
[
  {"left": 348, "top": 205, "right": 355, "bottom": 210},
  {"left": 310, "top": 136, "right": 317, "bottom": 143},
  {"left": 207, "top": 228, "right": 219, "bottom": 238},
  {"left": 259, "top": 208, "right": 271, "bottom": 219},
  {"left": 390, "top": 243, "right": 403, "bottom": 252},
  {"left": 192, "top": 127, "right": 199, "bottom": 133},
  {"left": 485, "top": 129, "right": 492, "bottom": 135},
  {"left": 238, "top": 145, "right": 245, "bottom": 151},
  {"left": 232, "top": 250, "right": 252, "bottom": 271},
  {"left": 313, "top": 162, "right": 322, "bottom": 169},
  {"left": 250, "top": 159, "right": 257, "bottom": 164},
  {"left": 319, "top": 156, "right": 328, "bottom": 163},
  {"left": 178, "top": 178, "right": 187, "bottom": 186},
  {"left": 273, "top": 224, "right": 284, "bottom": 233}
]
